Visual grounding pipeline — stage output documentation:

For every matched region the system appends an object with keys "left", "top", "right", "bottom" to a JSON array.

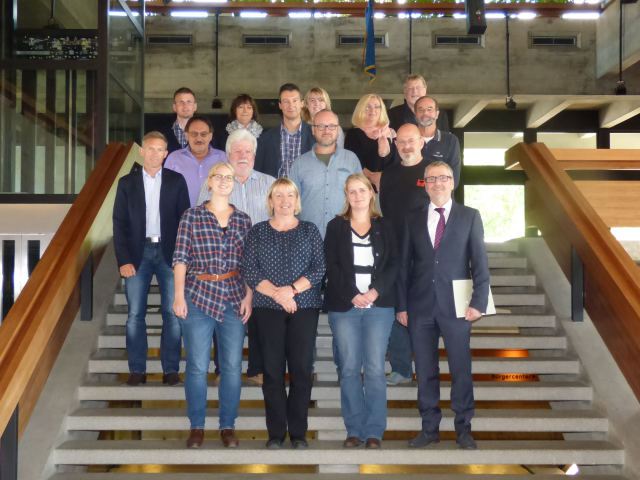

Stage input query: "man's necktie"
[{"left": 433, "top": 207, "right": 446, "bottom": 251}]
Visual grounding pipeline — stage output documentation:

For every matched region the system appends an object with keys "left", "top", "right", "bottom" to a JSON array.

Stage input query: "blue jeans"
[
  {"left": 124, "top": 242, "right": 181, "bottom": 375},
  {"left": 180, "top": 296, "right": 246, "bottom": 430},
  {"left": 329, "top": 306, "right": 395, "bottom": 441},
  {"left": 387, "top": 319, "right": 414, "bottom": 378}
]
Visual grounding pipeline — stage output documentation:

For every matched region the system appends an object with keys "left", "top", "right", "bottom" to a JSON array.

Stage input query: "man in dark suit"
[
  {"left": 387, "top": 74, "right": 450, "bottom": 133},
  {"left": 396, "top": 161, "right": 490, "bottom": 450},
  {"left": 254, "top": 83, "right": 314, "bottom": 178},
  {"left": 113, "top": 131, "right": 191, "bottom": 387}
]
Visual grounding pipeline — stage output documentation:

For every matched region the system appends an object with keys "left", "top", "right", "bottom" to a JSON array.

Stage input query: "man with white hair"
[
  {"left": 197, "top": 129, "right": 275, "bottom": 224},
  {"left": 197, "top": 128, "right": 276, "bottom": 387}
]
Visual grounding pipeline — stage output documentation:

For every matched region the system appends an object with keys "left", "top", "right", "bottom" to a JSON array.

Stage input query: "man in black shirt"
[
  {"left": 379, "top": 121, "right": 460, "bottom": 385},
  {"left": 387, "top": 75, "right": 450, "bottom": 133}
]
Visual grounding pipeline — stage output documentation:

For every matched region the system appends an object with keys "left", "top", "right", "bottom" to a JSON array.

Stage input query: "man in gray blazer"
[{"left": 396, "top": 161, "right": 490, "bottom": 450}]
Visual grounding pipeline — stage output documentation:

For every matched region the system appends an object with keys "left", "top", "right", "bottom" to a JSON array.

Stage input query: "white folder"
[{"left": 452, "top": 279, "right": 496, "bottom": 318}]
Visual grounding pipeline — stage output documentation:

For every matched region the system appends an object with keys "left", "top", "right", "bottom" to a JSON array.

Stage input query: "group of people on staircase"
[{"left": 112, "top": 76, "right": 488, "bottom": 453}]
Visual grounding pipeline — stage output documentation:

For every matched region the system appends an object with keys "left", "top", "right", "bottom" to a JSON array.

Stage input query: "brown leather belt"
[{"left": 197, "top": 271, "right": 239, "bottom": 282}]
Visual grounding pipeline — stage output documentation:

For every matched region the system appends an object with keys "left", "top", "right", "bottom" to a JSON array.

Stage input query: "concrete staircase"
[{"left": 49, "top": 242, "right": 627, "bottom": 478}]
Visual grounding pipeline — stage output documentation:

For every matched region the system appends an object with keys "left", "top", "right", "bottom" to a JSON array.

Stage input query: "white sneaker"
[{"left": 386, "top": 372, "right": 412, "bottom": 385}]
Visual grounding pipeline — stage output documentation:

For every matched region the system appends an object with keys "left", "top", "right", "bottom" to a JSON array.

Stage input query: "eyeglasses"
[
  {"left": 188, "top": 131, "right": 211, "bottom": 138},
  {"left": 365, "top": 105, "right": 381, "bottom": 110},
  {"left": 396, "top": 138, "right": 419, "bottom": 147},
  {"left": 417, "top": 106, "right": 436, "bottom": 113},
  {"left": 314, "top": 124, "right": 339, "bottom": 131},
  {"left": 425, "top": 175, "right": 452, "bottom": 184},
  {"left": 211, "top": 174, "right": 235, "bottom": 182},
  {"left": 405, "top": 86, "right": 426, "bottom": 92}
]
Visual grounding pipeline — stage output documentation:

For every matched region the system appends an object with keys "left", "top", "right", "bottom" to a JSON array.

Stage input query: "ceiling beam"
[
  {"left": 453, "top": 99, "right": 490, "bottom": 128},
  {"left": 600, "top": 101, "right": 640, "bottom": 128},
  {"left": 138, "top": 1, "right": 603, "bottom": 16},
  {"left": 526, "top": 99, "right": 574, "bottom": 129}
]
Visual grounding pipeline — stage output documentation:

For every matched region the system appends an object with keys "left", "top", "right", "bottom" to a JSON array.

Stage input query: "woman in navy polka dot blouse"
[{"left": 243, "top": 178, "right": 326, "bottom": 451}]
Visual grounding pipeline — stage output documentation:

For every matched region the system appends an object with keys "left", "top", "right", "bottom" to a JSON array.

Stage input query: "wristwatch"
[{"left": 290, "top": 285, "right": 299, "bottom": 295}]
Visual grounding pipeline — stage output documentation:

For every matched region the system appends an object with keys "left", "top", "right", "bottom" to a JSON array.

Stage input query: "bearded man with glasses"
[
  {"left": 164, "top": 114, "right": 228, "bottom": 207},
  {"left": 379, "top": 119, "right": 460, "bottom": 387},
  {"left": 289, "top": 109, "right": 362, "bottom": 239}
]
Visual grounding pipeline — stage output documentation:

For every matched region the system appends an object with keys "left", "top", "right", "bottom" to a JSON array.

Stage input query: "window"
[
  {"left": 339, "top": 35, "right": 386, "bottom": 46},
  {"left": 463, "top": 132, "right": 524, "bottom": 166},
  {"left": 243, "top": 35, "right": 289, "bottom": 46},
  {"left": 435, "top": 35, "right": 482, "bottom": 46},
  {"left": 146, "top": 35, "right": 192, "bottom": 45},
  {"left": 610, "top": 133, "right": 640, "bottom": 149},
  {"left": 465, "top": 186, "right": 525, "bottom": 242},
  {"left": 531, "top": 36, "right": 577, "bottom": 47},
  {"left": 536, "top": 132, "right": 596, "bottom": 149}
]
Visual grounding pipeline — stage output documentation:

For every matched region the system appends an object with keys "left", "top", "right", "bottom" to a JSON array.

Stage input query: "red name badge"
[{"left": 417, "top": 179, "right": 425, "bottom": 187}]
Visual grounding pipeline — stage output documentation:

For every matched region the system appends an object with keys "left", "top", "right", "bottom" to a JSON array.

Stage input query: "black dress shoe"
[
  {"left": 457, "top": 433, "right": 477, "bottom": 450},
  {"left": 266, "top": 437, "right": 283, "bottom": 450},
  {"left": 291, "top": 437, "right": 309, "bottom": 450},
  {"left": 408, "top": 431, "right": 440, "bottom": 448},
  {"left": 123, "top": 373, "right": 147, "bottom": 386},
  {"left": 162, "top": 372, "right": 181, "bottom": 386}
]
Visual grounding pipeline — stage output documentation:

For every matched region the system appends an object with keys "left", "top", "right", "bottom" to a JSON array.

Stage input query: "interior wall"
[
  {"left": 17, "top": 0, "right": 98, "bottom": 29},
  {"left": 596, "top": 0, "right": 640, "bottom": 78},
  {"left": 145, "top": 15, "right": 620, "bottom": 114}
]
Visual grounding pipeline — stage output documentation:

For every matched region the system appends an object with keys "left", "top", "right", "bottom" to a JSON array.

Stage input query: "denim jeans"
[
  {"left": 329, "top": 306, "right": 395, "bottom": 441},
  {"left": 124, "top": 242, "right": 181, "bottom": 375},
  {"left": 387, "top": 319, "right": 414, "bottom": 379},
  {"left": 180, "top": 296, "right": 247, "bottom": 430}
]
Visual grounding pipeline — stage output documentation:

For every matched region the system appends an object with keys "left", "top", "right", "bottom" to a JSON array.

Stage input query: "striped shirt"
[
  {"left": 172, "top": 119, "right": 188, "bottom": 149},
  {"left": 352, "top": 228, "right": 374, "bottom": 294},
  {"left": 278, "top": 123, "right": 303, "bottom": 179},
  {"left": 173, "top": 205, "right": 252, "bottom": 321},
  {"left": 196, "top": 169, "right": 276, "bottom": 225}
]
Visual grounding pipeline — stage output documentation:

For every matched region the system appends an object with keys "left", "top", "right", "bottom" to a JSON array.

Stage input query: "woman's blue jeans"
[
  {"left": 328, "top": 306, "right": 395, "bottom": 441},
  {"left": 180, "top": 296, "right": 246, "bottom": 430}
]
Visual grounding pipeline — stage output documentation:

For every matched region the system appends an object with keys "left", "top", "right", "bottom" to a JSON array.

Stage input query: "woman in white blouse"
[{"left": 322, "top": 173, "right": 399, "bottom": 449}]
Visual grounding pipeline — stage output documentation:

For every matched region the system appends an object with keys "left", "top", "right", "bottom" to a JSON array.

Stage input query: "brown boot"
[
  {"left": 221, "top": 429, "right": 239, "bottom": 448},
  {"left": 123, "top": 373, "right": 146, "bottom": 386},
  {"left": 186, "top": 429, "right": 204, "bottom": 448}
]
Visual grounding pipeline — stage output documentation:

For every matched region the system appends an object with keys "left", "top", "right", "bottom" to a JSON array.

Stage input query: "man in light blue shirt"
[
  {"left": 164, "top": 114, "right": 227, "bottom": 206},
  {"left": 290, "top": 109, "right": 362, "bottom": 239},
  {"left": 196, "top": 129, "right": 275, "bottom": 225}
]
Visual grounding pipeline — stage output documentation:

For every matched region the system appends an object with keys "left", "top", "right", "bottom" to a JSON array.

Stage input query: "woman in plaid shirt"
[{"left": 173, "top": 162, "right": 253, "bottom": 450}]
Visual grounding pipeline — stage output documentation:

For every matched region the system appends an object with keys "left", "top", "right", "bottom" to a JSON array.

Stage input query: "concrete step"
[
  {"left": 88, "top": 355, "right": 580, "bottom": 375},
  {"left": 78, "top": 380, "right": 593, "bottom": 402},
  {"left": 485, "top": 242, "right": 520, "bottom": 252},
  {"left": 107, "top": 312, "right": 557, "bottom": 328},
  {"left": 52, "top": 439, "right": 624, "bottom": 466},
  {"left": 113, "top": 290, "right": 544, "bottom": 308},
  {"left": 51, "top": 474, "right": 629, "bottom": 480},
  {"left": 67, "top": 407, "right": 608, "bottom": 432},
  {"left": 97, "top": 332, "right": 566, "bottom": 351}
]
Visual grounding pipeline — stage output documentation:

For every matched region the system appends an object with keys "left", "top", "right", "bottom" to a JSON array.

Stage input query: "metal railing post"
[
  {"left": 80, "top": 250, "right": 93, "bottom": 321},
  {"left": 0, "top": 405, "right": 19, "bottom": 480},
  {"left": 571, "top": 247, "right": 584, "bottom": 323}
]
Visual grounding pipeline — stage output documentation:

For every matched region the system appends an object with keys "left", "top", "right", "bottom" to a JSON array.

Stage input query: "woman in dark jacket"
[{"left": 323, "top": 173, "right": 398, "bottom": 450}]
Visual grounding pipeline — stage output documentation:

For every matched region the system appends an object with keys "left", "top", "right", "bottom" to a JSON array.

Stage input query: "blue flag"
[{"left": 364, "top": 0, "right": 376, "bottom": 84}]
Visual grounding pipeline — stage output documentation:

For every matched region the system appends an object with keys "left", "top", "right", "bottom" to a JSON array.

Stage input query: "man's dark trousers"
[{"left": 409, "top": 303, "right": 474, "bottom": 435}]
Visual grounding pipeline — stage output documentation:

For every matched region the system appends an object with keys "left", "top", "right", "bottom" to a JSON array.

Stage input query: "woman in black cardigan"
[{"left": 323, "top": 173, "right": 398, "bottom": 450}]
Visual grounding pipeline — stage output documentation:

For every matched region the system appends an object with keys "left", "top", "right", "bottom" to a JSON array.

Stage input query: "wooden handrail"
[
  {"left": 0, "top": 141, "right": 139, "bottom": 437},
  {"left": 506, "top": 142, "right": 640, "bottom": 400},
  {"left": 506, "top": 148, "right": 640, "bottom": 170}
]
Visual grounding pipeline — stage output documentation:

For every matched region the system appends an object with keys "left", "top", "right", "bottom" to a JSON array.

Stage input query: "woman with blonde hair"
[
  {"left": 173, "top": 161, "right": 253, "bottom": 449},
  {"left": 323, "top": 173, "right": 398, "bottom": 449},
  {"left": 344, "top": 94, "right": 396, "bottom": 192},
  {"left": 302, "top": 87, "right": 345, "bottom": 148},
  {"left": 243, "top": 178, "right": 325, "bottom": 451}
]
